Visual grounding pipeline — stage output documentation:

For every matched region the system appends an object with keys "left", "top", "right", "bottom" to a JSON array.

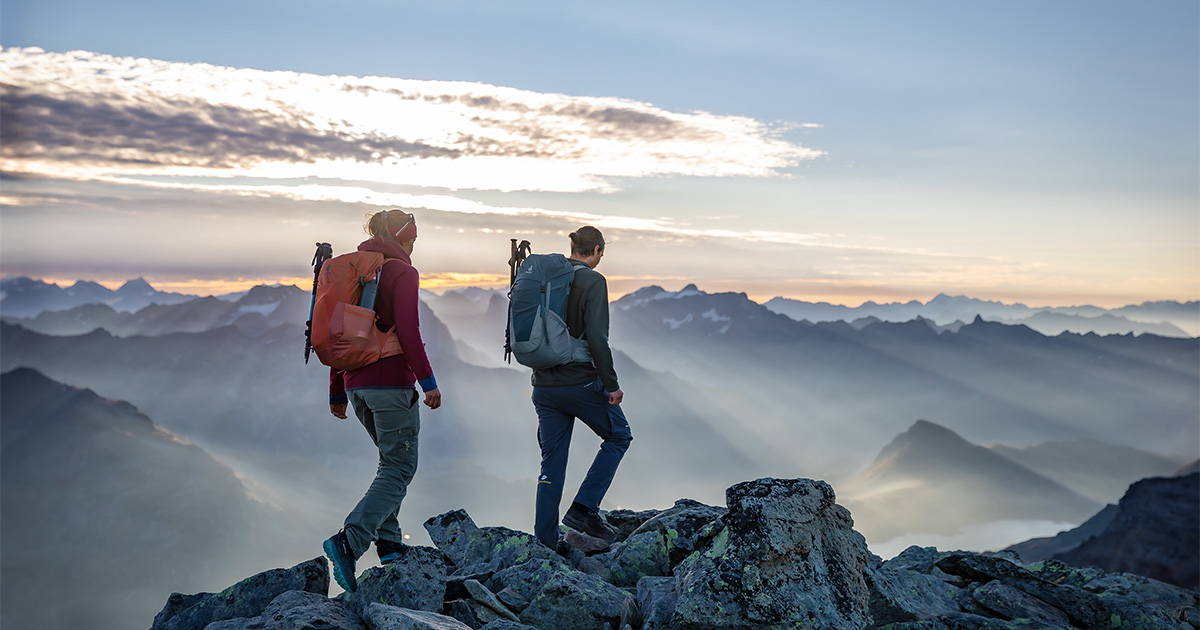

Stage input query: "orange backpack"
[{"left": 310, "top": 251, "right": 404, "bottom": 371}]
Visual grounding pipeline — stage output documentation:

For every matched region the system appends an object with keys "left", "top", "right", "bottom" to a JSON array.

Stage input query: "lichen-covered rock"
[
  {"left": 518, "top": 569, "right": 634, "bottom": 630},
  {"left": 607, "top": 529, "right": 669, "bottom": 587},
  {"left": 203, "top": 590, "right": 366, "bottom": 630},
  {"left": 443, "top": 600, "right": 479, "bottom": 629},
  {"left": 636, "top": 576, "right": 677, "bottom": 630},
  {"left": 343, "top": 545, "right": 447, "bottom": 617},
  {"left": 970, "top": 581, "right": 1071, "bottom": 628},
  {"left": 150, "top": 557, "right": 329, "bottom": 630},
  {"left": 464, "top": 579, "right": 520, "bottom": 622},
  {"left": 627, "top": 498, "right": 724, "bottom": 568},
  {"left": 603, "top": 508, "right": 662, "bottom": 542},
  {"left": 485, "top": 559, "right": 562, "bottom": 603},
  {"left": 426, "top": 513, "right": 558, "bottom": 575},
  {"left": 865, "top": 561, "right": 962, "bottom": 624},
  {"left": 364, "top": 603, "right": 474, "bottom": 630},
  {"left": 477, "top": 621, "right": 541, "bottom": 630},
  {"left": 671, "top": 478, "right": 872, "bottom": 630},
  {"left": 425, "top": 510, "right": 481, "bottom": 568},
  {"left": 495, "top": 587, "right": 531, "bottom": 613},
  {"left": 877, "top": 611, "right": 1064, "bottom": 629},
  {"left": 151, "top": 592, "right": 210, "bottom": 628}
]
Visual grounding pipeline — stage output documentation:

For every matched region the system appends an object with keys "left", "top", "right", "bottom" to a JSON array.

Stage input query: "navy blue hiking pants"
[{"left": 532, "top": 378, "right": 633, "bottom": 548}]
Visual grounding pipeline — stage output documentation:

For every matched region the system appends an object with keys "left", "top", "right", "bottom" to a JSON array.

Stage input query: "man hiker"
[
  {"left": 323, "top": 209, "right": 442, "bottom": 593},
  {"left": 531, "top": 226, "right": 633, "bottom": 550}
]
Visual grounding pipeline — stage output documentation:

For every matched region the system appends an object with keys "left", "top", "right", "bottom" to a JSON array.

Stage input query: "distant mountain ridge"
[
  {"left": 0, "top": 368, "right": 308, "bottom": 630},
  {"left": 766, "top": 292, "right": 1199, "bottom": 337},
  {"left": 841, "top": 420, "right": 1103, "bottom": 543},
  {"left": 0, "top": 276, "right": 200, "bottom": 319}
]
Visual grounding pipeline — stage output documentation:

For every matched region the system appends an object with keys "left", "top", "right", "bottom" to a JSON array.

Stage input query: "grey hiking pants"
[{"left": 344, "top": 387, "right": 420, "bottom": 559}]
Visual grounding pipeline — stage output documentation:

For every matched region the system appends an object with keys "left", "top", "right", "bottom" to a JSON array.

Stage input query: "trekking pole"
[
  {"left": 504, "top": 239, "right": 532, "bottom": 363},
  {"left": 305, "top": 242, "right": 334, "bottom": 363}
]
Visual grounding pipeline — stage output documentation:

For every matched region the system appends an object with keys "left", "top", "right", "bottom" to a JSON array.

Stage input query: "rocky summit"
[{"left": 149, "top": 478, "right": 1200, "bottom": 630}]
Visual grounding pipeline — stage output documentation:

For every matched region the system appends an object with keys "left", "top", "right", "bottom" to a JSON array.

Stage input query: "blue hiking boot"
[
  {"left": 376, "top": 538, "right": 405, "bottom": 564},
  {"left": 323, "top": 530, "right": 358, "bottom": 592}
]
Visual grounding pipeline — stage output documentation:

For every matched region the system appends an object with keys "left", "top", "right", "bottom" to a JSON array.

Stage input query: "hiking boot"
[
  {"left": 323, "top": 530, "right": 358, "bottom": 592},
  {"left": 562, "top": 502, "right": 616, "bottom": 541},
  {"left": 376, "top": 538, "right": 406, "bottom": 565}
]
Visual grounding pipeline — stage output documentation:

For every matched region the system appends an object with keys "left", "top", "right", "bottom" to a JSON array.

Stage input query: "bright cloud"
[{"left": 0, "top": 47, "right": 821, "bottom": 193}]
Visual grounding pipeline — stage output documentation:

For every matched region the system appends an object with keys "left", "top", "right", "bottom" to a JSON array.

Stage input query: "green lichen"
[
  {"left": 704, "top": 528, "right": 730, "bottom": 559},
  {"left": 1110, "top": 614, "right": 1122, "bottom": 627}
]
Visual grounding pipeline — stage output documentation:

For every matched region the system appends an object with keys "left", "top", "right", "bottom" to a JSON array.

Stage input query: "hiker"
[
  {"left": 531, "top": 226, "right": 632, "bottom": 549},
  {"left": 323, "top": 209, "right": 441, "bottom": 593}
]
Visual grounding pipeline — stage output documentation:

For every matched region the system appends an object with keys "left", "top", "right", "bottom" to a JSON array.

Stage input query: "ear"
[{"left": 592, "top": 245, "right": 602, "bottom": 257}]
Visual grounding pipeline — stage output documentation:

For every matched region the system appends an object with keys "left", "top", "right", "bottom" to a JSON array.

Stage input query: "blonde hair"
[{"left": 365, "top": 209, "right": 415, "bottom": 240}]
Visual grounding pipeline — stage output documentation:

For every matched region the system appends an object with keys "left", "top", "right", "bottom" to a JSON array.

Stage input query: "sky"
[{"left": 1, "top": 1, "right": 1197, "bottom": 307}]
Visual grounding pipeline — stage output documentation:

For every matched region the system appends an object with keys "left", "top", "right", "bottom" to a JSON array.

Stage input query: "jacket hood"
[{"left": 357, "top": 237, "right": 412, "bottom": 265}]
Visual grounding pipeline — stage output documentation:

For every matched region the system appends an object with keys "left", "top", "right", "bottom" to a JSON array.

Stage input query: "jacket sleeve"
[
  {"left": 389, "top": 265, "right": 438, "bottom": 392},
  {"left": 329, "top": 368, "right": 347, "bottom": 405},
  {"left": 582, "top": 274, "right": 620, "bottom": 392}
]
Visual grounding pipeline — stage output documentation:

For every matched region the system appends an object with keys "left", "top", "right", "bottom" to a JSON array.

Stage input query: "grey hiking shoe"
[
  {"left": 323, "top": 530, "right": 358, "bottom": 592},
  {"left": 562, "top": 502, "right": 616, "bottom": 541}
]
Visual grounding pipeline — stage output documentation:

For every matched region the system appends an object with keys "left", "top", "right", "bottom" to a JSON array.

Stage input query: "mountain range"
[
  {"left": 0, "top": 368, "right": 310, "bottom": 630},
  {"left": 0, "top": 276, "right": 198, "bottom": 318},
  {"left": 767, "top": 292, "right": 1199, "bottom": 337}
]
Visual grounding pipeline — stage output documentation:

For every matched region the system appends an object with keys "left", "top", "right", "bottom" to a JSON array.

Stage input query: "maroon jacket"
[{"left": 329, "top": 237, "right": 436, "bottom": 404}]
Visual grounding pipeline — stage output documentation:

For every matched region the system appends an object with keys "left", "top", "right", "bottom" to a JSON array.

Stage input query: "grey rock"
[
  {"left": 364, "top": 603, "right": 473, "bottom": 630},
  {"left": 151, "top": 557, "right": 329, "bottom": 630},
  {"left": 447, "top": 571, "right": 495, "bottom": 600},
  {"left": 635, "top": 576, "right": 677, "bottom": 630},
  {"left": 431, "top": 519, "right": 558, "bottom": 574},
  {"left": 443, "top": 600, "right": 480, "bottom": 629},
  {"left": 865, "top": 562, "right": 961, "bottom": 624},
  {"left": 211, "top": 591, "right": 366, "bottom": 630},
  {"left": 485, "top": 559, "right": 561, "bottom": 603},
  {"left": 153, "top": 592, "right": 211, "bottom": 628},
  {"left": 343, "top": 545, "right": 447, "bottom": 617},
  {"left": 971, "top": 581, "right": 1071, "bottom": 628},
  {"left": 494, "top": 587, "right": 530, "bottom": 613},
  {"left": 518, "top": 570, "right": 633, "bottom": 630},
  {"left": 602, "top": 508, "right": 661, "bottom": 542},
  {"left": 564, "top": 529, "right": 614, "bottom": 555},
  {"left": 424, "top": 510, "right": 481, "bottom": 569},
  {"left": 468, "top": 601, "right": 508, "bottom": 626},
  {"left": 627, "top": 498, "right": 724, "bottom": 568},
  {"left": 606, "top": 529, "right": 669, "bottom": 587},
  {"left": 671, "top": 478, "right": 872, "bottom": 630},
  {"left": 878, "top": 612, "right": 1064, "bottom": 629},
  {"left": 464, "top": 579, "right": 519, "bottom": 622},
  {"left": 477, "top": 622, "right": 541, "bottom": 630},
  {"left": 1077, "top": 570, "right": 1200, "bottom": 623}
]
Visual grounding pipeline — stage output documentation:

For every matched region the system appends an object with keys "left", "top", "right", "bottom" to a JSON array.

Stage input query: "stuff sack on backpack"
[
  {"left": 311, "top": 251, "right": 404, "bottom": 371},
  {"left": 507, "top": 253, "right": 592, "bottom": 369}
]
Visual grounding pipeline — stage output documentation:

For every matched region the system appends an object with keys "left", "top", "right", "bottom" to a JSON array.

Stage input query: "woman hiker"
[{"left": 323, "top": 209, "right": 442, "bottom": 593}]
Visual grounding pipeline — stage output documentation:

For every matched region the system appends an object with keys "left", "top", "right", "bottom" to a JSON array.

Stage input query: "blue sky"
[{"left": 2, "top": 1, "right": 1197, "bottom": 306}]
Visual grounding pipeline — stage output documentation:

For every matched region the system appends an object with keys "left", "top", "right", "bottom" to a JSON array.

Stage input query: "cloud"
[{"left": 0, "top": 47, "right": 822, "bottom": 192}]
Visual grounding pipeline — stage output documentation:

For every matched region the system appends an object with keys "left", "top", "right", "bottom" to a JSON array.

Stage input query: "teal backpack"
[{"left": 505, "top": 248, "right": 592, "bottom": 369}]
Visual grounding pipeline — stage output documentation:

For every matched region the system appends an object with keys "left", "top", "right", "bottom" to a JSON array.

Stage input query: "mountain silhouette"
[
  {"left": 989, "top": 439, "right": 1187, "bottom": 504},
  {"left": 0, "top": 368, "right": 308, "bottom": 630},
  {"left": 0, "top": 276, "right": 197, "bottom": 319},
  {"left": 841, "top": 420, "right": 1102, "bottom": 543}
]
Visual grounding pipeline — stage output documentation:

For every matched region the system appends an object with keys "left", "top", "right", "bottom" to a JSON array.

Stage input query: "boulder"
[
  {"left": 343, "top": 545, "right": 447, "bottom": 617},
  {"left": 564, "top": 529, "right": 614, "bottom": 555},
  {"left": 464, "top": 579, "right": 520, "bottom": 622},
  {"left": 150, "top": 557, "right": 329, "bottom": 630},
  {"left": 627, "top": 498, "right": 724, "bottom": 567},
  {"left": 636, "top": 576, "right": 677, "bottom": 630},
  {"left": 426, "top": 511, "right": 558, "bottom": 576},
  {"left": 671, "top": 478, "right": 872, "bottom": 630},
  {"left": 363, "top": 604, "right": 474, "bottom": 630},
  {"left": 602, "top": 508, "right": 661, "bottom": 542},
  {"left": 970, "top": 581, "right": 1071, "bottom": 628},
  {"left": 606, "top": 529, "right": 669, "bottom": 587},
  {"left": 518, "top": 569, "right": 634, "bottom": 630},
  {"left": 203, "top": 590, "right": 366, "bottom": 630},
  {"left": 477, "top": 621, "right": 541, "bottom": 630},
  {"left": 865, "top": 562, "right": 961, "bottom": 624},
  {"left": 424, "top": 510, "right": 481, "bottom": 569}
]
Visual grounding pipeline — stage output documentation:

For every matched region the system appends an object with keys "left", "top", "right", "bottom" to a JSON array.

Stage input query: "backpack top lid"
[{"left": 513, "top": 253, "right": 583, "bottom": 320}]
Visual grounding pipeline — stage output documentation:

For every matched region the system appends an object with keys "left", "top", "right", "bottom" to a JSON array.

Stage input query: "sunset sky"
[{"left": 2, "top": 1, "right": 1197, "bottom": 307}]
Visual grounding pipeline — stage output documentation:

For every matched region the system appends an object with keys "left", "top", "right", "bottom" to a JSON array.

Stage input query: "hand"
[
  {"left": 608, "top": 389, "right": 624, "bottom": 405},
  {"left": 329, "top": 403, "right": 347, "bottom": 419},
  {"left": 424, "top": 388, "right": 442, "bottom": 410}
]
